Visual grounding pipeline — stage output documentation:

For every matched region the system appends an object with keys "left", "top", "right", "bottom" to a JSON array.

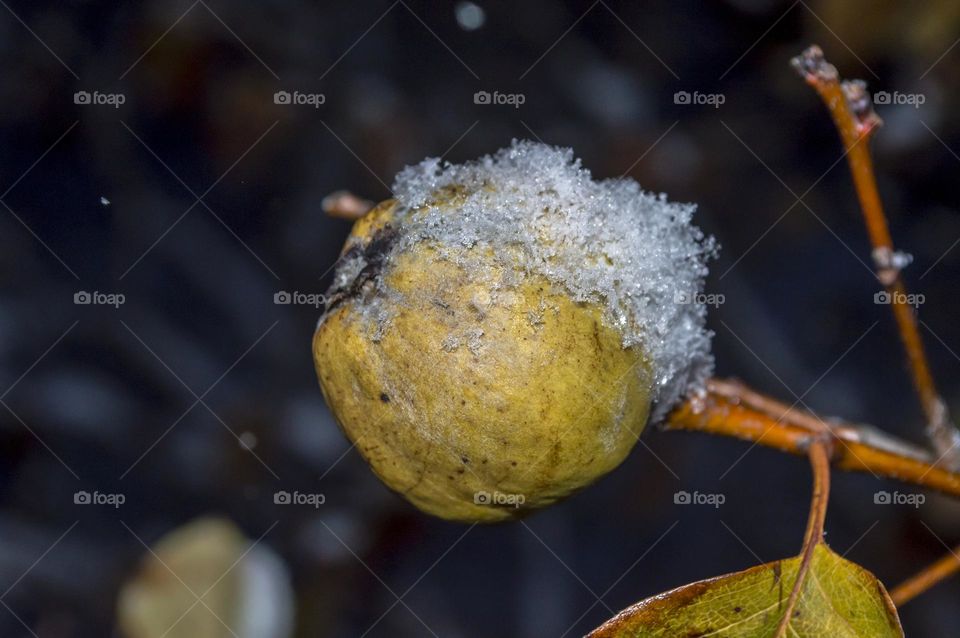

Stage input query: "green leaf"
[{"left": 589, "top": 544, "right": 903, "bottom": 638}]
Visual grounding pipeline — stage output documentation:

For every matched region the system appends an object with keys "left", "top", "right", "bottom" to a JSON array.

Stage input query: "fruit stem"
[{"left": 322, "top": 190, "right": 375, "bottom": 220}]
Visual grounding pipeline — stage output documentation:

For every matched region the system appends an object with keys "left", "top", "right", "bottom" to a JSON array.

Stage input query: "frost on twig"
[
  {"left": 871, "top": 246, "right": 913, "bottom": 285},
  {"left": 791, "top": 45, "right": 882, "bottom": 136},
  {"left": 790, "top": 44, "right": 837, "bottom": 84},
  {"left": 841, "top": 79, "right": 884, "bottom": 136}
]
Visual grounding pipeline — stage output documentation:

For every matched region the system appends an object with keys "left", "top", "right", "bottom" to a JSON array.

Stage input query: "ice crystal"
[{"left": 348, "top": 140, "right": 716, "bottom": 419}]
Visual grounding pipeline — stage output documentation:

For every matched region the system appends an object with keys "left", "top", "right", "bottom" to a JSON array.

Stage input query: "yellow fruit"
[
  {"left": 313, "top": 197, "right": 653, "bottom": 523},
  {"left": 312, "top": 140, "right": 715, "bottom": 523}
]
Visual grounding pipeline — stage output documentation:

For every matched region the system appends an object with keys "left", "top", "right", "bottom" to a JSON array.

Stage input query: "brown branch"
[
  {"left": 791, "top": 45, "right": 960, "bottom": 469},
  {"left": 666, "top": 378, "right": 960, "bottom": 500},
  {"left": 889, "top": 545, "right": 960, "bottom": 606},
  {"left": 774, "top": 438, "right": 831, "bottom": 638}
]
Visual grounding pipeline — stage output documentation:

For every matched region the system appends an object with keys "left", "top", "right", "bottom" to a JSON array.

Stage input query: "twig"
[
  {"left": 889, "top": 545, "right": 960, "bottom": 606},
  {"left": 774, "top": 438, "right": 831, "bottom": 638},
  {"left": 707, "top": 378, "right": 933, "bottom": 461},
  {"left": 666, "top": 379, "right": 960, "bottom": 499},
  {"left": 322, "top": 190, "right": 375, "bottom": 220},
  {"left": 791, "top": 45, "right": 960, "bottom": 469},
  {"left": 708, "top": 378, "right": 830, "bottom": 434}
]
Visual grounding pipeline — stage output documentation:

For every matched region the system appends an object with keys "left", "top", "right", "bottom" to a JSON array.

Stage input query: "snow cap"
[{"left": 386, "top": 139, "right": 716, "bottom": 419}]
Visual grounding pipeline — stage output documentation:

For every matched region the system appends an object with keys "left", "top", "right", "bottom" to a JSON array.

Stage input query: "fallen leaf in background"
[{"left": 117, "top": 517, "right": 294, "bottom": 638}]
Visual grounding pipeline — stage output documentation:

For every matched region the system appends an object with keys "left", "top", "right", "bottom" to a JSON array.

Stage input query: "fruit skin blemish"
[{"left": 313, "top": 140, "right": 716, "bottom": 522}]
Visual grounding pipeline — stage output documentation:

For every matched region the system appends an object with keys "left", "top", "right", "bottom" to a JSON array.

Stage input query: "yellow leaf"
[{"left": 589, "top": 544, "right": 902, "bottom": 638}]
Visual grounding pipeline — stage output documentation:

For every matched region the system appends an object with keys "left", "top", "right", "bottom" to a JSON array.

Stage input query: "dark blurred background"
[{"left": 2, "top": 1, "right": 960, "bottom": 636}]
